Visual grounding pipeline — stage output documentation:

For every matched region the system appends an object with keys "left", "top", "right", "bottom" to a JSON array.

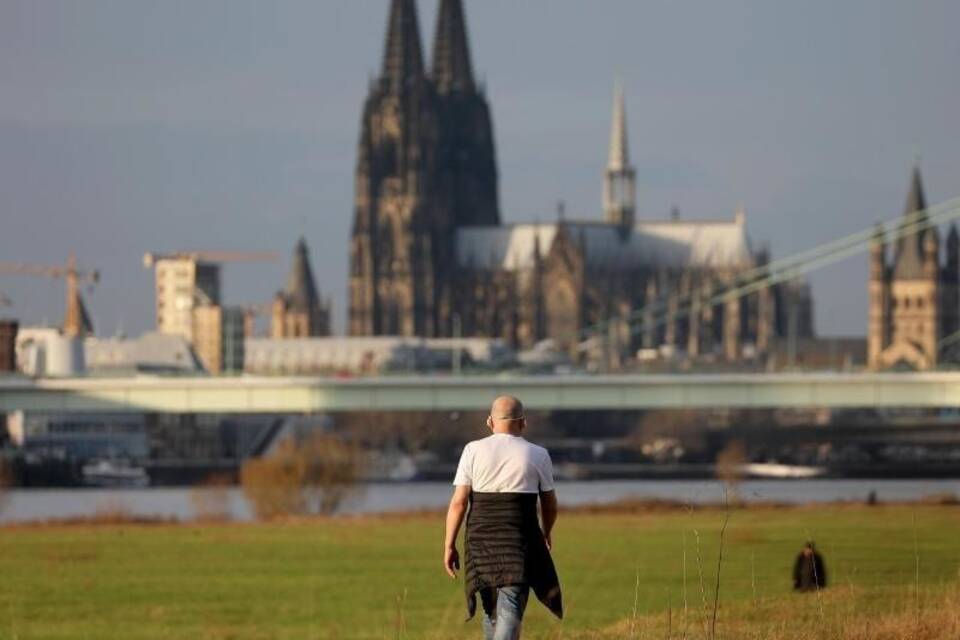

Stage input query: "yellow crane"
[{"left": 0, "top": 253, "right": 99, "bottom": 337}]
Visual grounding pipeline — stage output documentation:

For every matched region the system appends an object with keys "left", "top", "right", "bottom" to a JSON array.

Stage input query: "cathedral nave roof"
[{"left": 456, "top": 217, "right": 753, "bottom": 272}]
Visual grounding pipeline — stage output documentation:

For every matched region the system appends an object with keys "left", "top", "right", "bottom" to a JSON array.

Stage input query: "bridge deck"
[{"left": 2, "top": 372, "right": 960, "bottom": 413}]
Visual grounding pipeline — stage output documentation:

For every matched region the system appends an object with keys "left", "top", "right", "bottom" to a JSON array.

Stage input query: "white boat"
[
  {"left": 81, "top": 459, "right": 150, "bottom": 488},
  {"left": 743, "top": 463, "right": 827, "bottom": 479}
]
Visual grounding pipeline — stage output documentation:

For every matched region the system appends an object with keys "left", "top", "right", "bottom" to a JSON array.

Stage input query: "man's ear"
[{"left": 486, "top": 416, "right": 493, "bottom": 430}]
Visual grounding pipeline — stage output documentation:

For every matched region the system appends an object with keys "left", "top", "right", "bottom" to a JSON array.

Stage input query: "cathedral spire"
[
  {"left": 432, "top": 0, "right": 474, "bottom": 94},
  {"left": 607, "top": 79, "right": 629, "bottom": 171},
  {"left": 603, "top": 79, "right": 636, "bottom": 230},
  {"left": 381, "top": 0, "right": 425, "bottom": 94},
  {"left": 904, "top": 163, "right": 927, "bottom": 217},
  {"left": 893, "top": 163, "right": 931, "bottom": 280},
  {"left": 284, "top": 237, "right": 321, "bottom": 313}
]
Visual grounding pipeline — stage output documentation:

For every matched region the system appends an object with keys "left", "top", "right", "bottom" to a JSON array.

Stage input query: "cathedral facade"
[
  {"left": 349, "top": 0, "right": 813, "bottom": 363},
  {"left": 868, "top": 167, "right": 958, "bottom": 370}
]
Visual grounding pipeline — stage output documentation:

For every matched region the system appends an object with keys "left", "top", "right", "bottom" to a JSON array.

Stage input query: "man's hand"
[
  {"left": 444, "top": 486, "right": 470, "bottom": 579},
  {"left": 444, "top": 545, "right": 460, "bottom": 578},
  {"left": 539, "top": 489, "right": 558, "bottom": 553}
]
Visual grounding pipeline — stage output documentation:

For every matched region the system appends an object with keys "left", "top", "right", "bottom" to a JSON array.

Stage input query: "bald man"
[{"left": 443, "top": 396, "right": 562, "bottom": 640}]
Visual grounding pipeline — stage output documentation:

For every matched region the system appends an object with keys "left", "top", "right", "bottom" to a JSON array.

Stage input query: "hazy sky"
[{"left": 1, "top": 0, "right": 958, "bottom": 337}]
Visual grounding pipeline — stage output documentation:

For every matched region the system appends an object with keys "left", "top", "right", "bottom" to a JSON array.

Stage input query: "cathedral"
[
  {"left": 868, "top": 167, "right": 958, "bottom": 370},
  {"left": 349, "top": 0, "right": 813, "bottom": 363}
]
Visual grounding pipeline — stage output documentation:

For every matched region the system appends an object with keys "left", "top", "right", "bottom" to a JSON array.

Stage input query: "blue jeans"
[{"left": 480, "top": 584, "right": 530, "bottom": 640}]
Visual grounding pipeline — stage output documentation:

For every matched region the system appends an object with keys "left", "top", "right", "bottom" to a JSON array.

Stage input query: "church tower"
[
  {"left": 603, "top": 80, "right": 636, "bottom": 231},
  {"left": 350, "top": 0, "right": 499, "bottom": 337},
  {"left": 349, "top": 0, "right": 442, "bottom": 337},
  {"left": 870, "top": 165, "right": 942, "bottom": 369},
  {"left": 272, "top": 237, "right": 331, "bottom": 338},
  {"left": 431, "top": 0, "right": 500, "bottom": 229}
]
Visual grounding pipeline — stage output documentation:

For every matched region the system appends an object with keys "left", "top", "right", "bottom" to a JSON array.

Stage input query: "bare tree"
[
  {"left": 715, "top": 440, "right": 747, "bottom": 502},
  {"left": 241, "top": 432, "right": 366, "bottom": 520}
]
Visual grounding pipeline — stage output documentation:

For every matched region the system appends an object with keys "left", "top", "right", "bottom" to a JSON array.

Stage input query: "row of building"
[{"left": 1, "top": 0, "right": 954, "bottom": 376}]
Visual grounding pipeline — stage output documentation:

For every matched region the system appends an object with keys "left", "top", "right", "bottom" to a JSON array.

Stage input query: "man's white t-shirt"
[{"left": 453, "top": 432, "right": 555, "bottom": 493}]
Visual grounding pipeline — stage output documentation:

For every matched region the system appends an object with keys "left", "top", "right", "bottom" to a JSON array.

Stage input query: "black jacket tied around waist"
[{"left": 464, "top": 491, "right": 563, "bottom": 620}]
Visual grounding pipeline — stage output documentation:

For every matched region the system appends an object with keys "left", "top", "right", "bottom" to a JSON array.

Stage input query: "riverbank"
[
  {"left": 2, "top": 478, "right": 958, "bottom": 524},
  {"left": 0, "top": 504, "right": 957, "bottom": 638}
]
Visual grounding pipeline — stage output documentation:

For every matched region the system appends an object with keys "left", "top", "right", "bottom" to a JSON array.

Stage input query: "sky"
[{"left": 1, "top": 0, "right": 958, "bottom": 337}]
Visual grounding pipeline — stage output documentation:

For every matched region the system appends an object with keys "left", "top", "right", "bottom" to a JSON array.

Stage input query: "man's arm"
[
  {"left": 443, "top": 485, "right": 471, "bottom": 578},
  {"left": 539, "top": 489, "right": 558, "bottom": 550}
]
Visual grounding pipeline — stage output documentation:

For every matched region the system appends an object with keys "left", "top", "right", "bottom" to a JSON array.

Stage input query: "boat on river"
[{"left": 81, "top": 459, "right": 150, "bottom": 488}]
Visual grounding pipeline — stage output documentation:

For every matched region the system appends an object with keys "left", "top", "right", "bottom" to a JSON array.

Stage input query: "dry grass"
[
  {"left": 580, "top": 584, "right": 960, "bottom": 639},
  {"left": 0, "top": 505, "right": 958, "bottom": 638}
]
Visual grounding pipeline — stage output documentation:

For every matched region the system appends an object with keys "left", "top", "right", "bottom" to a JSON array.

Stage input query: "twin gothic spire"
[
  {"left": 381, "top": 0, "right": 475, "bottom": 95},
  {"left": 381, "top": 0, "right": 425, "bottom": 94},
  {"left": 432, "top": 0, "right": 475, "bottom": 94}
]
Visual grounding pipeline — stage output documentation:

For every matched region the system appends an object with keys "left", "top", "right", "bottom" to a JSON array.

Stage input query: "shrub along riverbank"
[{"left": 0, "top": 503, "right": 957, "bottom": 639}]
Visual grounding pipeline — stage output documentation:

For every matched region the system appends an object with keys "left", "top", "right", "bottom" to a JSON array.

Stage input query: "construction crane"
[{"left": 0, "top": 253, "right": 99, "bottom": 337}]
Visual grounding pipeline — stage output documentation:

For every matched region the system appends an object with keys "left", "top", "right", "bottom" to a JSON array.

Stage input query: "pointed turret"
[
  {"left": 432, "top": 0, "right": 474, "bottom": 95},
  {"left": 274, "top": 237, "right": 330, "bottom": 338},
  {"left": 284, "top": 237, "right": 321, "bottom": 313},
  {"left": 64, "top": 288, "right": 94, "bottom": 338},
  {"left": 63, "top": 254, "right": 94, "bottom": 338},
  {"left": 904, "top": 164, "right": 927, "bottom": 216},
  {"left": 893, "top": 164, "right": 931, "bottom": 280},
  {"left": 603, "top": 79, "right": 636, "bottom": 230},
  {"left": 607, "top": 80, "right": 629, "bottom": 171},
  {"left": 381, "top": 0, "right": 425, "bottom": 94}
]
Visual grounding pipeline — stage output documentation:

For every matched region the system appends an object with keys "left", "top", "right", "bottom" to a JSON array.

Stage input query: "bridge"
[{"left": 2, "top": 372, "right": 960, "bottom": 414}]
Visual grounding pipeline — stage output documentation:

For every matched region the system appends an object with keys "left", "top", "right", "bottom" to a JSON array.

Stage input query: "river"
[{"left": 1, "top": 478, "right": 958, "bottom": 524}]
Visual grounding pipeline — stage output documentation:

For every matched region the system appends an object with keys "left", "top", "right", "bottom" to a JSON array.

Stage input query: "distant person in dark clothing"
[{"left": 793, "top": 541, "right": 827, "bottom": 591}]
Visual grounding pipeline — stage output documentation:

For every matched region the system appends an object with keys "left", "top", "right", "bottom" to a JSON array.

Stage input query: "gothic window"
[
  {"left": 916, "top": 297, "right": 924, "bottom": 309},
  {"left": 351, "top": 243, "right": 364, "bottom": 276},
  {"left": 546, "top": 279, "right": 578, "bottom": 350},
  {"left": 904, "top": 297, "right": 911, "bottom": 309},
  {"left": 384, "top": 299, "right": 400, "bottom": 335},
  {"left": 378, "top": 218, "right": 398, "bottom": 271}
]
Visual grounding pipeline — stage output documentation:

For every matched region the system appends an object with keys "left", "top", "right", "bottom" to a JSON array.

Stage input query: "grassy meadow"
[{"left": 0, "top": 503, "right": 958, "bottom": 639}]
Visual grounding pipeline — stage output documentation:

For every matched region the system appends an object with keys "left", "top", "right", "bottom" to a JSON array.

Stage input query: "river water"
[{"left": 1, "top": 479, "right": 958, "bottom": 524}]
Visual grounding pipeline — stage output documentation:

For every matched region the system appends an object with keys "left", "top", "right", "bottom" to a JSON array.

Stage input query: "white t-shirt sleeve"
[
  {"left": 536, "top": 449, "right": 555, "bottom": 492},
  {"left": 452, "top": 443, "right": 474, "bottom": 486}
]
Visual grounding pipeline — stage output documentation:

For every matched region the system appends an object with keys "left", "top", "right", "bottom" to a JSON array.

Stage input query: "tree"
[{"left": 241, "top": 432, "right": 366, "bottom": 520}]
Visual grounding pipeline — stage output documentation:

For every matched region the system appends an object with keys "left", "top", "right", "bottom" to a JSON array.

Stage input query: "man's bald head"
[
  {"left": 487, "top": 396, "right": 525, "bottom": 434},
  {"left": 491, "top": 395, "right": 524, "bottom": 421}
]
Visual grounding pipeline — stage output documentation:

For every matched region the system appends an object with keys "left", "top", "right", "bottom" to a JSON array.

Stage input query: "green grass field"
[{"left": 0, "top": 503, "right": 958, "bottom": 639}]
